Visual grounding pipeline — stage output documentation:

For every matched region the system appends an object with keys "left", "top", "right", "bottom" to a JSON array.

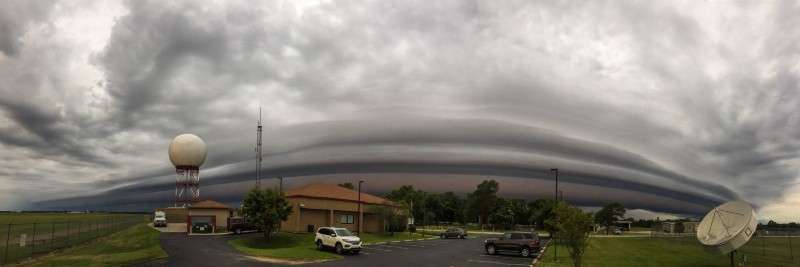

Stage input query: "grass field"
[
  {"left": 228, "top": 233, "right": 343, "bottom": 261},
  {"left": 16, "top": 223, "right": 166, "bottom": 267},
  {"left": 0, "top": 213, "right": 135, "bottom": 224},
  {"left": 0, "top": 213, "right": 146, "bottom": 265},
  {"left": 537, "top": 236, "right": 800, "bottom": 267}
]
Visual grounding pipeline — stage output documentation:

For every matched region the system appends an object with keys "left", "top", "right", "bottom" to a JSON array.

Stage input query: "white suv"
[{"left": 315, "top": 227, "right": 362, "bottom": 254}]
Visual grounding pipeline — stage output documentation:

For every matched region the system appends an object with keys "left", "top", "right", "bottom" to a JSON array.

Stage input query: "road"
[{"left": 307, "top": 236, "right": 537, "bottom": 267}]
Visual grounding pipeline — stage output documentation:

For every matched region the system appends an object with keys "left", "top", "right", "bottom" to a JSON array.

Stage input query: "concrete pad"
[{"left": 150, "top": 223, "right": 187, "bottom": 233}]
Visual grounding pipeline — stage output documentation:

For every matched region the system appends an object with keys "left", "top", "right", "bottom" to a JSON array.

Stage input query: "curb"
[{"left": 530, "top": 240, "right": 550, "bottom": 267}]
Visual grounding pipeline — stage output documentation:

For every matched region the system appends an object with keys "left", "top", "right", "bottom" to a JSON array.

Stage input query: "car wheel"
[
  {"left": 440, "top": 234, "right": 446, "bottom": 239},
  {"left": 486, "top": 244, "right": 496, "bottom": 255},
  {"left": 316, "top": 240, "right": 324, "bottom": 251},
  {"left": 457, "top": 234, "right": 463, "bottom": 239},
  {"left": 335, "top": 243, "right": 344, "bottom": 254},
  {"left": 235, "top": 229, "right": 241, "bottom": 235},
  {"left": 521, "top": 247, "right": 531, "bottom": 257}
]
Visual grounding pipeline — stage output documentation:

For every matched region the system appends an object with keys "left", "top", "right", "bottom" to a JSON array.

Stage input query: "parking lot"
[{"left": 306, "top": 235, "right": 542, "bottom": 267}]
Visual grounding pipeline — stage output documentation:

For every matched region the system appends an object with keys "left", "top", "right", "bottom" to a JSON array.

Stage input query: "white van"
[{"left": 154, "top": 211, "right": 167, "bottom": 227}]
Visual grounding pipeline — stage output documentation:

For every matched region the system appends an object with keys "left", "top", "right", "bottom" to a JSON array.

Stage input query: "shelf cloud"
[{"left": 2, "top": 0, "right": 800, "bottom": 219}]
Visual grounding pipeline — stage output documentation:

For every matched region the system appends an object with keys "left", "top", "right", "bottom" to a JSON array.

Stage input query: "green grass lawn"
[
  {"left": 0, "top": 213, "right": 140, "bottom": 224},
  {"left": 15, "top": 223, "right": 166, "bottom": 267},
  {"left": 228, "top": 232, "right": 342, "bottom": 261},
  {"left": 537, "top": 236, "right": 800, "bottom": 267}
]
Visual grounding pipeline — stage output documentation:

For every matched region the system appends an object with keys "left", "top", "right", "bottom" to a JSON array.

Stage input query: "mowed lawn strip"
[
  {"left": 16, "top": 223, "right": 166, "bottom": 267},
  {"left": 228, "top": 233, "right": 342, "bottom": 261},
  {"left": 537, "top": 236, "right": 800, "bottom": 267}
]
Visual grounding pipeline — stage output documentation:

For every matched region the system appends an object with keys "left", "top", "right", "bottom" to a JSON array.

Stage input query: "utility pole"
[
  {"left": 255, "top": 107, "right": 263, "bottom": 189},
  {"left": 358, "top": 180, "right": 364, "bottom": 234},
  {"left": 551, "top": 168, "right": 559, "bottom": 262},
  {"left": 279, "top": 177, "right": 283, "bottom": 193}
]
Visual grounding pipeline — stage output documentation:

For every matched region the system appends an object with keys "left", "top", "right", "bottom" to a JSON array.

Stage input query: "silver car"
[{"left": 440, "top": 228, "right": 467, "bottom": 239}]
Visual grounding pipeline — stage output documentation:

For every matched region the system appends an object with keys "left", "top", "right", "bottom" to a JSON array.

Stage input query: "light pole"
[
  {"left": 358, "top": 180, "right": 364, "bottom": 234},
  {"left": 550, "top": 168, "right": 559, "bottom": 262}
]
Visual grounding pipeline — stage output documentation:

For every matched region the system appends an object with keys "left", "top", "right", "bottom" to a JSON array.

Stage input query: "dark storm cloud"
[
  {"left": 4, "top": 1, "right": 800, "bottom": 218},
  {"left": 0, "top": 99, "right": 106, "bottom": 164}
]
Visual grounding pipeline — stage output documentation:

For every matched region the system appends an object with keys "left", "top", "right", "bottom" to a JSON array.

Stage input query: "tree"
[
  {"left": 530, "top": 199, "right": 558, "bottom": 237},
  {"left": 386, "top": 185, "right": 426, "bottom": 224},
  {"left": 555, "top": 202, "right": 593, "bottom": 267},
  {"left": 594, "top": 202, "right": 626, "bottom": 235},
  {"left": 368, "top": 204, "right": 405, "bottom": 235},
  {"left": 439, "top": 192, "right": 465, "bottom": 223},
  {"left": 337, "top": 182, "right": 355, "bottom": 190},
  {"left": 509, "top": 199, "right": 530, "bottom": 226},
  {"left": 241, "top": 187, "right": 293, "bottom": 241},
  {"left": 489, "top": 197, "right": 515, "bottom": 230},
  {"left": 468, "top": 180, "right": 499, "bottom": 228}
]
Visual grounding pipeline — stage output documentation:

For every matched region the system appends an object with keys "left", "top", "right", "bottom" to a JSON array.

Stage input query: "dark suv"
[
  {"left": 484, "top": 232, "right": 541, "bottom": 257},
  {"left": 228, "top": 217, "right": 260, "bottom": 234},
  {"left": 440, "top": 228, "right": 467, "bottom": 239}
]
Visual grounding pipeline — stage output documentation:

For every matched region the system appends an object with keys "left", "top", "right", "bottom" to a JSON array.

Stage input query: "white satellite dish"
[{"left": 696, "top": 201, "right": 758, "bottom": 258}]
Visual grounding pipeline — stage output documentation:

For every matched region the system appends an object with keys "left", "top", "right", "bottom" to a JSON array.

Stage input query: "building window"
[{"left": 338, "top": 214, "right": 354, "bottom": 224}]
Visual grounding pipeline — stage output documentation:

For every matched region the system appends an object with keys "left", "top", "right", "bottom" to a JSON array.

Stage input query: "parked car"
[
  {"left": 315, "top": 227, "right": 362, "bottom": 255},
  {"left": 228, "top": 217, "right": 260, "bottom": 234},
  {"left": 484, "top": 232, "right": 541, "bottom": 257},
  {"left": 192, "top": 222, "right": 212, "bottom": 233},
  {"left": 153, "top": 211, "right": 167, "bottom": 227},
  {"left": 612, "top": 227, "right": 623, "bottom": 235},
  {"left": 440, "top": 228, "right": 467, "bottom": 239}
]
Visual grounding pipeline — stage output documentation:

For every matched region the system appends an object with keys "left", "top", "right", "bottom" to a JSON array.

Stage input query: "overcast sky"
[{"left": 1, "top": 0, "right": 799, "bottom": 221}]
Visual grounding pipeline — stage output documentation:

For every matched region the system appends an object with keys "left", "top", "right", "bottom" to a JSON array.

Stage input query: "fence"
[{"left": 0, "top": 215, "right": 146, "bottom": 265}]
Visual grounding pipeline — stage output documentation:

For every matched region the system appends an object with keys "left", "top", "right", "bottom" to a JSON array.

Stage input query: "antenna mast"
[{"left": 256, "top": 107, "right": 263, "bottom": 188}]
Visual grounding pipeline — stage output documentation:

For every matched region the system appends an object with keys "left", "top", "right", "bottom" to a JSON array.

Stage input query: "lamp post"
[
  {"left": 550, "top": 168, "right": 559, "bottom": 262},
  {"left": 358, "top": 180, "right": 364, "bottom": 234}
]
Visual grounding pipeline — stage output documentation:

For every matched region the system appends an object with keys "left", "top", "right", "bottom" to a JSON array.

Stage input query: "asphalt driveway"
[{"left": 130, "top": 232, "right": 273, "bottom": 267}]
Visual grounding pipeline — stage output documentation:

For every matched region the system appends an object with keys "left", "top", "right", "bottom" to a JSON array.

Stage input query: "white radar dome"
[
  {"left": 168, "top": 134, "right": 207, "bottom": 169},
  {"left": 696, "top": 201, "right": 758, "bottom": 254}
]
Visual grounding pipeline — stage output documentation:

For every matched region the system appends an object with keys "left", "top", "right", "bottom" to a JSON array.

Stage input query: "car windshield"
[{"left": 334, "top": 229, "right": 354, "bottom": 236}]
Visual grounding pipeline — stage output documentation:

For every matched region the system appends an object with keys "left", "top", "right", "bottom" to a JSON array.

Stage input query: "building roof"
[
  {"left": 190, "top": 199, "right": 231, "bottom": 209},
  {"left": 285, "top": 183, "right": 397, "bottom": 206}
]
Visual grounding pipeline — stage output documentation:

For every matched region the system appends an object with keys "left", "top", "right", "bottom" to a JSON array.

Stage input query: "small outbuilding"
[
  {"left": 280, "top": 183, "right": 400, "bottom": 234},
  {"left": 155, "top": 199, "right": 232, "bottom": 234}
]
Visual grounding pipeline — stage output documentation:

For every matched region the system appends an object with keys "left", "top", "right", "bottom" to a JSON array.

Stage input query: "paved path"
[{"left": 130, "top": 233, "right": 275, "bottom": 267}]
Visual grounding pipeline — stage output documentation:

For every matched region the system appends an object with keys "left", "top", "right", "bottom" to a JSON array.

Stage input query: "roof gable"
[{"left": 190, "top": 199, "right": 231, "bottom": 209}]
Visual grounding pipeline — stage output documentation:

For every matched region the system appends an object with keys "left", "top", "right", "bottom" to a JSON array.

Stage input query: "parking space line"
[{"left": 466, "top": 259, "right": 530, "bottom": 266}]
